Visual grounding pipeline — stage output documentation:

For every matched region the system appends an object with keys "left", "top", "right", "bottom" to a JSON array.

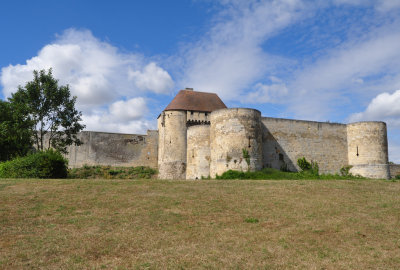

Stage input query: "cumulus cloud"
[
  {"left": 0, "top": 28, "right": 173, "bottom": 134},
  {"left": 128, "top": 63, "right": 174, "bottom": 94},
  {"left": 1, "top": 29, "right": 174, "bottom": 106},
  {"left": 82, "top": 97, "right": 155, "bottom": 133},
  {"left": 349, "top": 90, "right": 400, "bottom": 126},
  {"left": 348, "top": 90, "right": 400, "bottom": 163}
]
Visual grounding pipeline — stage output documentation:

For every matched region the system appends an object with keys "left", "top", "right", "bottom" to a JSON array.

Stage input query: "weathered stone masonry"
[
  {"left": 66, "top": 130, "right": 158, "bottom": 169},
  {"left": 65, "top": 89, "right": 395, "bottom": 179},
  {"left": 157, "top": 89, "right": 391, "bottom": 179}
]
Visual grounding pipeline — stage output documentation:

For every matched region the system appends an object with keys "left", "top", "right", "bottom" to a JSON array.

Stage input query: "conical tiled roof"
[{"left": 163, "top": 89, "right": 227, "bottom": 112}]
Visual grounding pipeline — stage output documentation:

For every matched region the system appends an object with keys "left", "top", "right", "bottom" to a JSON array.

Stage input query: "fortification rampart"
[
  {"left": 347, "top": 122, "right": 389, "bottom": 179},
  {"left": 210, "top": 108, "right": 263, "bottom": 177},
  {"left": 66, "top": 130, "right": 158, "bottom": 168},
  {"left": 56, "top": 90, "right": 392, "bottom": 180},
  {"left": 157, "top": 111, "right": 187, "bottom": 179},
  {"left": 186, "top": 125, "right": 211, "bottom": 179},
  {"left": 261, "top": 117, "right": 348, "bottom": 174}
]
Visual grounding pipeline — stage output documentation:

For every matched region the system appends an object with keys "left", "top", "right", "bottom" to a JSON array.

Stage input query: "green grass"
[
  {"left": 216, "top": 168, "right": 365, "bottom": 180},
  {"left": 1, "top": 178, "right": 399, "bottom": 269},
  {"left": 68, "top": 165, "right": 157, "bottom": 179}
]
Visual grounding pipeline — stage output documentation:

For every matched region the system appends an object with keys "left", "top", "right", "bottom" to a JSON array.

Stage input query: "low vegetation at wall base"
[
  {"left": 0, "top": 150, "right": 68, "bottom": 178},
  {"left": 297, "top": 157, "right": 319, "bottom": 175},
  {"left": 68, "top": 165, "right": 157, "bottom": 179},
  {"left": 216, "top": 168, "right": 366, "bottom": 180}
]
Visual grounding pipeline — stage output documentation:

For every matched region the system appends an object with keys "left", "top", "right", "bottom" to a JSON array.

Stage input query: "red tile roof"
[{"left": 163, "top": 90, "right": 227, "bottom": 112}]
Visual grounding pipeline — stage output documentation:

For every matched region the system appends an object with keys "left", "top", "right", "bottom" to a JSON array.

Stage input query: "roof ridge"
[{"left": 163, "top": 90, "right": 227, "bottom": 112}]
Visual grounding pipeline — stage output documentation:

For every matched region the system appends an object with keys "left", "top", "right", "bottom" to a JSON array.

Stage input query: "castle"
[{"left": 66, "top": 89, "right": 395, "bottom": 179}]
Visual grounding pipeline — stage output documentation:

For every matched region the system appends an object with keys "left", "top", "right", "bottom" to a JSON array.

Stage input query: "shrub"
[
  {"left": 396, "top": 175, "right": 400, "bottom": 180},
  {"left": 0, "top": 149, "right": 68, "bottom": 178},
  {"left": 340, "top": 165, "right": 353, "bottom": 177},
  {"left": 242, "top": 148, "right": 250, "bottom": 166},
  {"left": 297, "top": 157, "right": 312, "bottom": 171},
  {"left": 297, "top": 157, "right": 319, "bottom": 176}
]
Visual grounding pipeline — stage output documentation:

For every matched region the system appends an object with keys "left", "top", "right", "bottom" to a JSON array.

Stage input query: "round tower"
[
  {"left": 347, "top": 121, "right": 390, "bottom": 179},
  {"left": 157, "top": 111, "right": 187, "bottom": 179},
  {"left": 210, "top": 108, "right": 263, "bottom": 177},
  {"left": 186, "top": 125, "right": 211, "bottom": 179}
]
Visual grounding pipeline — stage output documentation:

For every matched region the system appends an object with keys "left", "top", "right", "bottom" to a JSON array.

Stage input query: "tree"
[
  {"left": 8, "top": 69, "right": 85, "bottom": 154},
  {"left": 0, "top": 100, "right": 34, "bottom": 161}
]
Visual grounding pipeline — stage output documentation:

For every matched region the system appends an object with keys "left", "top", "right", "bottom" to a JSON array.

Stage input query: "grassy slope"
[{"left": 1, "top": 178, "right": 400, "bottom": 269}]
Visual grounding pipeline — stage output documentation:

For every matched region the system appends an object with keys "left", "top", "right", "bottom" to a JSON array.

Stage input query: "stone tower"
[
  {"left": 347, "top": 121, "right": 390, "bottom": 179},
  {"left": 157, "top": 89, "right": 227, "bottom": 179},
  {"left": 210, "top": 108, "right": 263, "bottom": 177},
  {"left": 157, "top": 89, "right": 391, "bottom": 180}
]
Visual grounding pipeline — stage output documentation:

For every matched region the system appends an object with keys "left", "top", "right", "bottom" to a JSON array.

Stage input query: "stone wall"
[
  {"left": 157, "top": 111, "right": 187, "bottom": 179},
  {"left": 389, "top": 164, "right": 400, "bottom": 178},
  {"left": 66, "top": 130, "right": 158, "bottom": 168},
  {"left": 210, "top": 108, "right": 263, "bottom": 177},
  {"left": 347, "top": 122, "right": 390, "bottom": 179},
  {"left": 261, "top": 117, "right": 348, "bottom": 174},
  {"left": 186, "top": 125, "right": 211, "bottom": 179},
  {"left": 186, "top": 111, "right": 210, "bottom": 124}
]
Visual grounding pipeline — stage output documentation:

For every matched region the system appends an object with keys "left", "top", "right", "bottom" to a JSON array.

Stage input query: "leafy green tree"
[
  {"left": 8, "top": 69, "right": 85, "bottom": 154},
  {"left": 0, "top": 100, "right": 34, "bottom": 161}
]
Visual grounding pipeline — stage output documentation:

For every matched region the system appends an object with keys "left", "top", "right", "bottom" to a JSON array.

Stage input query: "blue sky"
[{"left": 1, "top": 0, "right": 400, "bottom": 162}]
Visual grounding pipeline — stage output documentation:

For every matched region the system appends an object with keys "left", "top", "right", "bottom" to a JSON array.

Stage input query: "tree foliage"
[
  {"left": 8, "top": 69, "right": 85, "bottom": 154},
  {"left": 0, "top": 149, "right": 68, "bottom": 178},
  {"left": 0, "top": 100, "right": 34, "bottom": 161}
]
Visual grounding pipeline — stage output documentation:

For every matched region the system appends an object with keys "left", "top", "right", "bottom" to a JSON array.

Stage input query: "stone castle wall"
[
  {"left": 157, "top": 111, "right": 187, "bottom": 179},
  {"left": 261, "top": 117, "right": 348, "bottom": 174},
  {"left": 186, "top": 125, "right": 211, "bottom": 179},
  {"left": 59, "top": 107, "right": 391, "bottom": 180},
  {"left": 66, "top": 130, "right": 158, "bottom": 168},
  {"left": 347, "top": 122, "right": 390, "bottom": 179},
  {"left": 210, "top": 108, "right": 263, "bottom": 177}
]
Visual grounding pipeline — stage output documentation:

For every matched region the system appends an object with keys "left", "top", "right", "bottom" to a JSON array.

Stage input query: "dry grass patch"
[{"left": 1, "top": 179, "right": 400, "bottom": 269}]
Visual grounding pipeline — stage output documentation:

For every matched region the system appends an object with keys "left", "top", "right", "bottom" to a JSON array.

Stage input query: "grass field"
[{"left": 1, "top": 178, "right": 400, "bottom": 269}]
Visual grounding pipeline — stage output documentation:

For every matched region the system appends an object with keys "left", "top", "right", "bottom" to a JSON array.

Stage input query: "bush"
[
  {"left": 340, "top": 165, "right": 353, "bottom": 177},
  {"left": 0, "top": 150, "right": 68, "bottom": 178},
  {"left": 297, "top": 157, "right": 312, "bottom": 171},
  {"left": 396, "top": 175, "right": 400, "bottom": 180},
  {"left": 297, "top": 157, "right": 319, "bottom": 176}
]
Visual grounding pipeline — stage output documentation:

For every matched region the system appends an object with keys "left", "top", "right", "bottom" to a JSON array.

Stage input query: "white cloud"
[
  {"left": 0, "top": 28, "right": 174, "bottom": 109},
  {"left": 349, "top": 90, "right": 400, "bottom": 126},
  {"left": 109, "top": 97, "right": 148, "bottom": 121},
  {"left": 82, "top": 114, "right": 156, "bottom": 134},
  {"left": 285, "top": 22, "right": 400, "bottom": 120},
  {"left": 0, "top": 28, "right": 174, "bottom": 134},
  {"left": 376, "top": 0, "right": 400, "bottom": 12},
  {"left": 128, "top": 62, "right": 174, "bottom": 93},
  {"left": 179, "top": 0, "right": 308, "bottom": 101},
  {"left": 348, "top": 90, "right": 400, "bottom": 163},
  {"left": 82, "top": 97, "right": 155, "bottom": 134},
  {"left": 243, "top": 82, "right": 288, "bottom": 104}
]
